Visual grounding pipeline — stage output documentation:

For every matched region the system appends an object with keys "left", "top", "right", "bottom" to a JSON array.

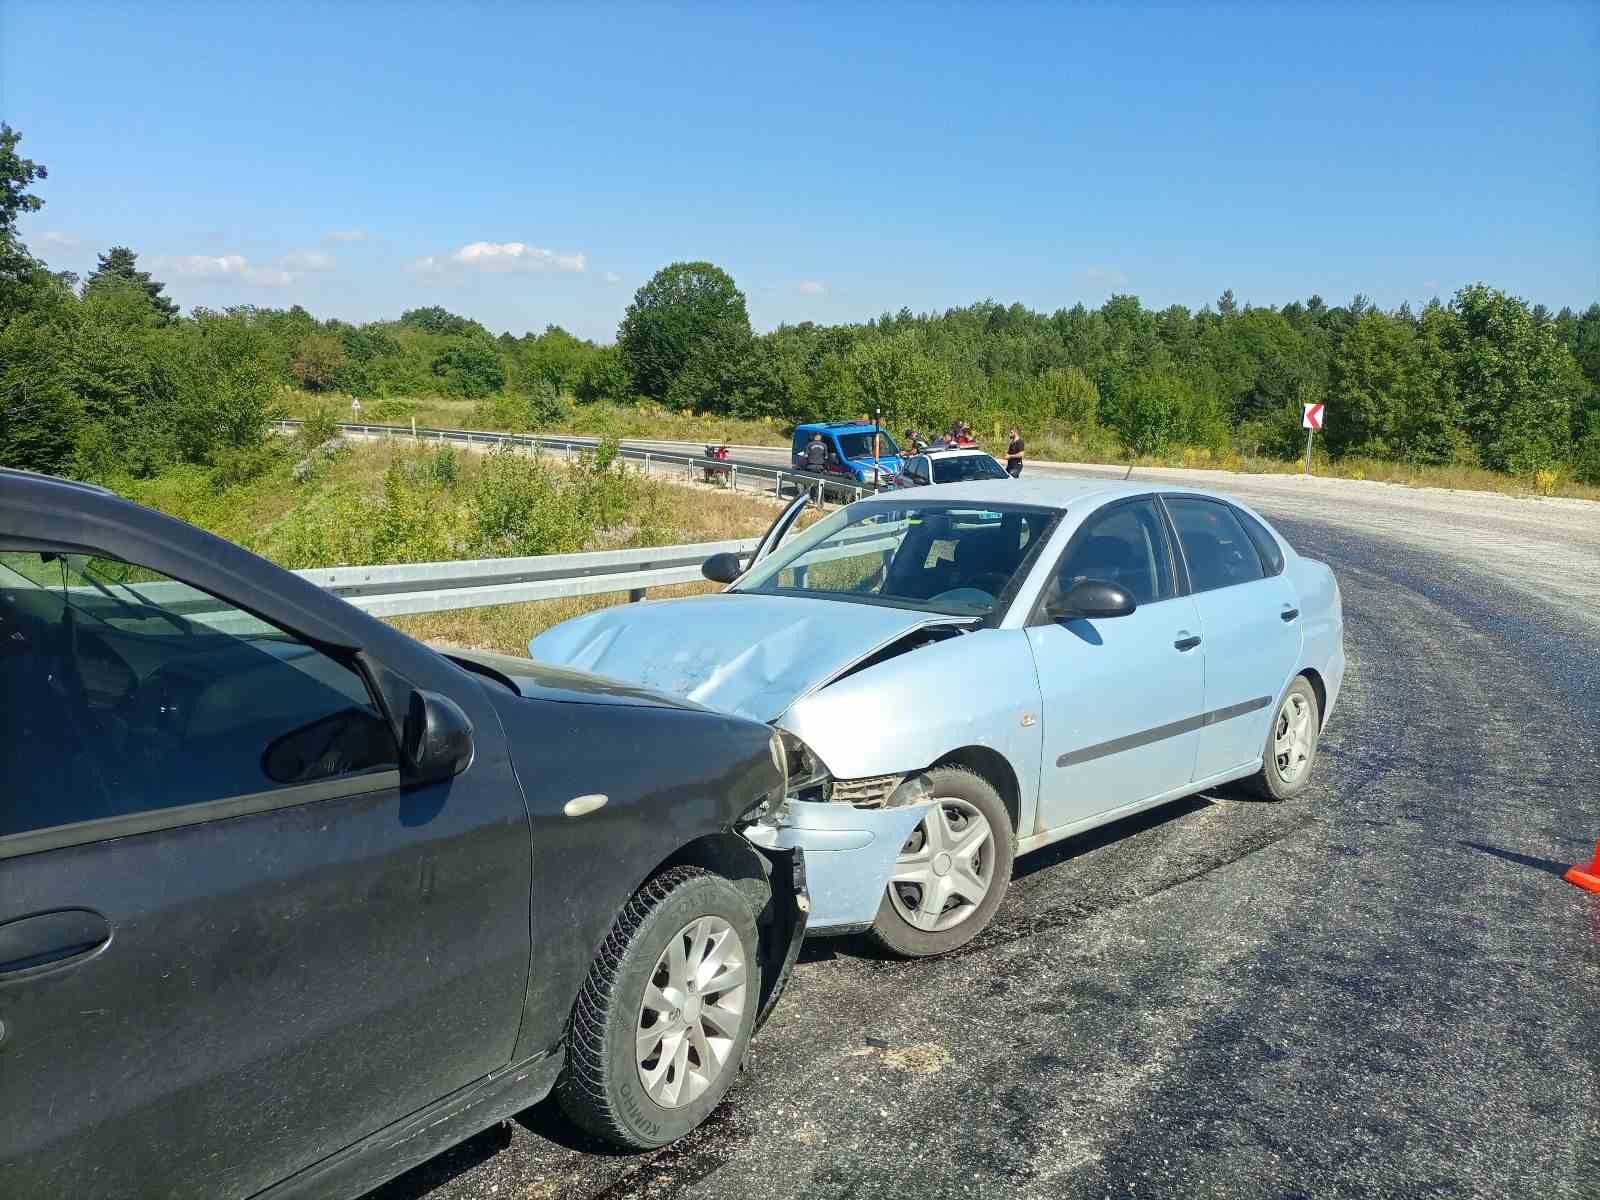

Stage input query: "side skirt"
[
  {"left": 256, "top": 1047, "right": 564, "bottom": 1200},
  {"left": 1016, "top": 761, "right": 1261, "bottom": 857}
]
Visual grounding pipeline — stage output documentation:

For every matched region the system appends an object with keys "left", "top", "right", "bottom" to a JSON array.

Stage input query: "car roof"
[
  {"left": 858, "top": 476, "right": 1237, "bottom": 511},
  {"left": 0, "top": 466, "right": 116, "bottom": 497},
  {"left": 794, "top": 422, "right": 884, "bottom": 436},
  {"left": 919, "top": 445, "right": 996, "bottom": 456}
]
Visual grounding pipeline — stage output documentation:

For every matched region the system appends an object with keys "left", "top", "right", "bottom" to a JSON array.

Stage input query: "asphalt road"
[{"left": 367, "top": 474, "right": 1600, "bottom": 1199}]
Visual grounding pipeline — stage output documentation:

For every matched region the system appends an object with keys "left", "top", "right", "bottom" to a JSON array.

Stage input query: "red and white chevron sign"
[{"left": 1302, "top": 402, "right": 1325, "bottom": 431}]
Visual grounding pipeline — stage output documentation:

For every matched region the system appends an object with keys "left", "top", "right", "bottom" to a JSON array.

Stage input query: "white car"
[
  {"left": 896, "top": 446, "right": 1011, "bottom": 487},
  {"left": 531, "top": 480, "right": 1346, "bottom": 958}
]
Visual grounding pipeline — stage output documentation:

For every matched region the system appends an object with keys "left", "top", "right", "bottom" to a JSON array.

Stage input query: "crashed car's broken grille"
[{"left": 832, "top": 774, "right": 901, "bottom": 809}]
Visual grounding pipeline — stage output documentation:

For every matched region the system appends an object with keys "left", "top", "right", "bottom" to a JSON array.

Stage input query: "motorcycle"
[{"left": 702, "top": 444, "right": 731, "bottom": 484}]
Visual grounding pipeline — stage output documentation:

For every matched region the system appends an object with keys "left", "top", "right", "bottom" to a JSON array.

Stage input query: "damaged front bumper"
[
  {"left": 747, "top": 841, "right": 808, "bottom": 1032},
  {"left": 745, "top": 798, "right": 930, "bottom": 936}
]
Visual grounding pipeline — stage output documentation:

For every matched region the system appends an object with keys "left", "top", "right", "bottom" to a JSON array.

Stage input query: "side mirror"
[
  {"left": 1047, "top": 579, "right": 1137, "bottom": 621},
  {"left": 702, "top": 551, "right": 744, "bottom": 584},
  {"left": 402, "top": 690, "right": 474, "bottom": 782}
]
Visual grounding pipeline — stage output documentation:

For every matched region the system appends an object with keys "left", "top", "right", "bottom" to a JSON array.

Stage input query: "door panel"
[
  {"left": 1, "top": 781, "right": 532, "bottom": 1199},
  {"left": 1161, "top": 497, "right": 1303, "bottom": 778},
  {"left": 1187, "top": 577, "right": 1303, "bottom": 777},
  {"left": 1028, "top": 597, "right": 1205, "bottom": 830},
  {"left": 1027, "top": 498, "right": 1205, "bottom": 831}
]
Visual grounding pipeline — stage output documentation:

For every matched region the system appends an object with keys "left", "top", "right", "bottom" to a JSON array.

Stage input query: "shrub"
[
  {"left": 430, "top": 338, "right": 506, "bottom": 399},
  {"left": 210, "top": 440, "right": 285, "bottom": 490},
  {"left": 297, "top": 406, "right": 339, "bottom": 453},
  {"left": 471, "top": 449, "right": 582, "bottom": 556},
  {"left": 372, "top": 398, "right": 417, "bottom": 422}
]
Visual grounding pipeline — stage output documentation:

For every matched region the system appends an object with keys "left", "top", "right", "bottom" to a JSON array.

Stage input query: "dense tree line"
[{"left": 3, "top": 124, "right": 1597, "bottom": 486}]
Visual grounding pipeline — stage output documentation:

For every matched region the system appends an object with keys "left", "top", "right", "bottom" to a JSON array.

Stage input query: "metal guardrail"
[
  {"left": 273, "top": 419, "right": 891, "bottom": 507},
  {"left": 298, "top": 537, "right": 761, "bottom": 618},
  {"left": 88, "top": 537, "right": 764, "bottom": 622}
]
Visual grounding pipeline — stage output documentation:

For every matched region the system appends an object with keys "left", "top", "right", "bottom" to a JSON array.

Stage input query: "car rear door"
[
  {"left": 0, "top": 550, "right": 532, "bottom": 1198},
  {"left": 1160, "top": 495, "right": 1303, "bottom": 780},
  {"left": 1026, "top": 498, "right": 1205, "bottom": 832}
]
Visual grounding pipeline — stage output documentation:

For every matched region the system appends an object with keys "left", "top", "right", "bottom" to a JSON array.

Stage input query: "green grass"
[{"left": 281, "top": 389, "right": 789, "bottom": 448}]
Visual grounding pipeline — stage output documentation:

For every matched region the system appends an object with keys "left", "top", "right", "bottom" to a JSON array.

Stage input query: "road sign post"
[{"left": 1302, "top": 402, "right": 1325, "bottom": 475}]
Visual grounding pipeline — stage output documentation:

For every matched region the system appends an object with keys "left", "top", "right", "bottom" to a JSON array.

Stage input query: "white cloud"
[
  {"left": 166, "top": 254, "right": 250, "bottom": 277},
  {"left": 284, "top": 249, "right": 335, "bottom": 272},
  {"left": 38, "top": 230, "right": 82, "bottom": 250},
  {"left": 326, "top": 229, "right": 368, "bottom": 243},
  {"left": 1075, "top": 265, "right": 1129, "bottom": 289},
  {"left": 159, "top": 254, "right": 295, "bottom": 287},
  {"left": 414, "top": 240, "right": 588, "bottom": 275},
  {"left": 795, "top": 279, "right": 827, "bottom": 295},
  {"left": 603, "top": 270, "right": 622, "bottom": 284}
]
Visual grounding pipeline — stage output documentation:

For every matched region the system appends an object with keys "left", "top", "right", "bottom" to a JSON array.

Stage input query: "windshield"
[
  {"left": 932, "top": 454, "right": 1009, "bottom": 483},
  {"left": 834, "top": 431, "right": 900, "bottom": 460},
  {"left": 734, "top": 502, "right": 1058, "bottom": 616}
]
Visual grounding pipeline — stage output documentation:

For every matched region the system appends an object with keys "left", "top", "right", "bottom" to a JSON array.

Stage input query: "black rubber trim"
[
  {"left": 0, "top": 770, "right": 403, "bottom": 861},
  {"left": 1056, "top": 695, "right": 1271, "bottom": 768}
]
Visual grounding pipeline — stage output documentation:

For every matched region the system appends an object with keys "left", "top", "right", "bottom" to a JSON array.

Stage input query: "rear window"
[
  {"left": 932, "top": 454, "right": 1009, "bottom": 483},
  {"left": 1231, "top": 505, "right": 1286, "bottom": 575}
]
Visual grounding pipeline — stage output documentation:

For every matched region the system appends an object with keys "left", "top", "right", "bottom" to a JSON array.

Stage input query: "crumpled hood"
[{"left": 528, "top": 593, "right": 945, "bottom": 722}]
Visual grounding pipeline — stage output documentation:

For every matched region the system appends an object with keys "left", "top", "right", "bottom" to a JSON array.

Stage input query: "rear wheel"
[
  {"left": 1245, "top": 676, "right": 1321, "bottom": 800},
  {"left": 557, "top": 867, "right": 760, "bottom": 1148},
  {"left": 867, "top": 767, "right": 1014, "bottom": 958}
]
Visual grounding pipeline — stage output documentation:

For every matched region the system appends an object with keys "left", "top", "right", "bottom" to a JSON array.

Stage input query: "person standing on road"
[
  {"left": 805, "top": 432, "right": 828, "bottom": 471},
  {"left": 1005, "top": 427, "right": 1025, "bottom": 478}
]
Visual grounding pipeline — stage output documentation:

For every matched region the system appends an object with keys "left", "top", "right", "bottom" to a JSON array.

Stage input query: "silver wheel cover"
[
  {"left": 1273, "top": 692, "right": 1316, "bottom": 784},
  {"left": 635, "top": 915, "right": 747, "bottom": 1109},
  {"left": 887, "top": 797, "right": 995, "bottom": 933}
]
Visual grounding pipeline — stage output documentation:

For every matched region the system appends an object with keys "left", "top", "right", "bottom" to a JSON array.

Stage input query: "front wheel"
[
  {"left": 866, "top": 767, "right": 1015, "bottom": 958},
  {"left": 556, "top": 867, "right": 761, "bottom": 1148}
]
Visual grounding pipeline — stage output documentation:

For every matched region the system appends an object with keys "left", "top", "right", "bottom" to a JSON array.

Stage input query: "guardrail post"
[
  {"left": 629, "top": 587, "right": 646, "bottom": 603},
  {"left": 644, "top": 452, "right": 652, "bottom": 476},
  {"left": 729, "top": 465, "right": 738, "bottom": 493}
]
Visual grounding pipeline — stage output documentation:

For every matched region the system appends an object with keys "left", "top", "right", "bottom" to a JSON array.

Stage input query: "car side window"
[
  {"left": 1231, "top": 505, "right": 1285, "bottom": 575},
  {"left": 1051, "top": 500, "right": 1176, "bottom": 606},
  {"left": 1164, "top": 498, "right": 1266, "bottom": 592},
  {"left": 0, "top": 550, "right": 398, "bottom": 841}
]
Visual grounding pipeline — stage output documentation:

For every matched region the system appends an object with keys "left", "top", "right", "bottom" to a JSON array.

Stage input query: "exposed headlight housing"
[{"left": 777, "top": 728, "right": 831, "bottom": 800}]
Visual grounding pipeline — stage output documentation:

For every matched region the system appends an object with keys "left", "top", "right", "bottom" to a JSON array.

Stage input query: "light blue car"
[{"left": 530, "top": 479, "right": 1345, "bottom": 957}]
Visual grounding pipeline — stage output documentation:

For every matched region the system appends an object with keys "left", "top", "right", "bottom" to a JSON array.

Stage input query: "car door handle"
[
  {"left": 1173, "top": 634, "right": 1202, "bottom": 652},
  {"left": 0, "top": 909, "right": 112, "bottom": 978},
  {"left": 1280, "top": 606, "right": 1300, "bottom": 622}
]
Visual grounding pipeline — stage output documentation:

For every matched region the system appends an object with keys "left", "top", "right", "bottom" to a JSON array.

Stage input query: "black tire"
[
  {"left": 866, "top": 766, "right": 1015, "bottom": 958},
  {"left": 556, "top": 867, "right": 761, "bottom": 1149},
  {"left": 1244, "top": 676, "right": 1322, "bottom": 801}
]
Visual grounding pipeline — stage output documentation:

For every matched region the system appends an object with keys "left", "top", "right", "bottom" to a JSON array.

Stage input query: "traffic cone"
[{"left": 1563, "top": 841, "right": 1600, "bottom": 893}]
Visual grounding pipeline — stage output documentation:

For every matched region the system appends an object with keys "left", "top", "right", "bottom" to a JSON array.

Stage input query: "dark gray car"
[{"left": 0, "top": 469, "right": 805, "bottom": 1198}]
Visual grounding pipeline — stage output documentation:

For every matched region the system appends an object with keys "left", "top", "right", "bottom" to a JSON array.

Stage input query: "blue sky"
[{"left": 5, "top": 2, "right": 1596, "bottom": 341}]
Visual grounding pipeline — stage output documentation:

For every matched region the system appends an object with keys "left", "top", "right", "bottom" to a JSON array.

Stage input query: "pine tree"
[{"left": 84, "top": 246, "right": 179, "bottom": 323}]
